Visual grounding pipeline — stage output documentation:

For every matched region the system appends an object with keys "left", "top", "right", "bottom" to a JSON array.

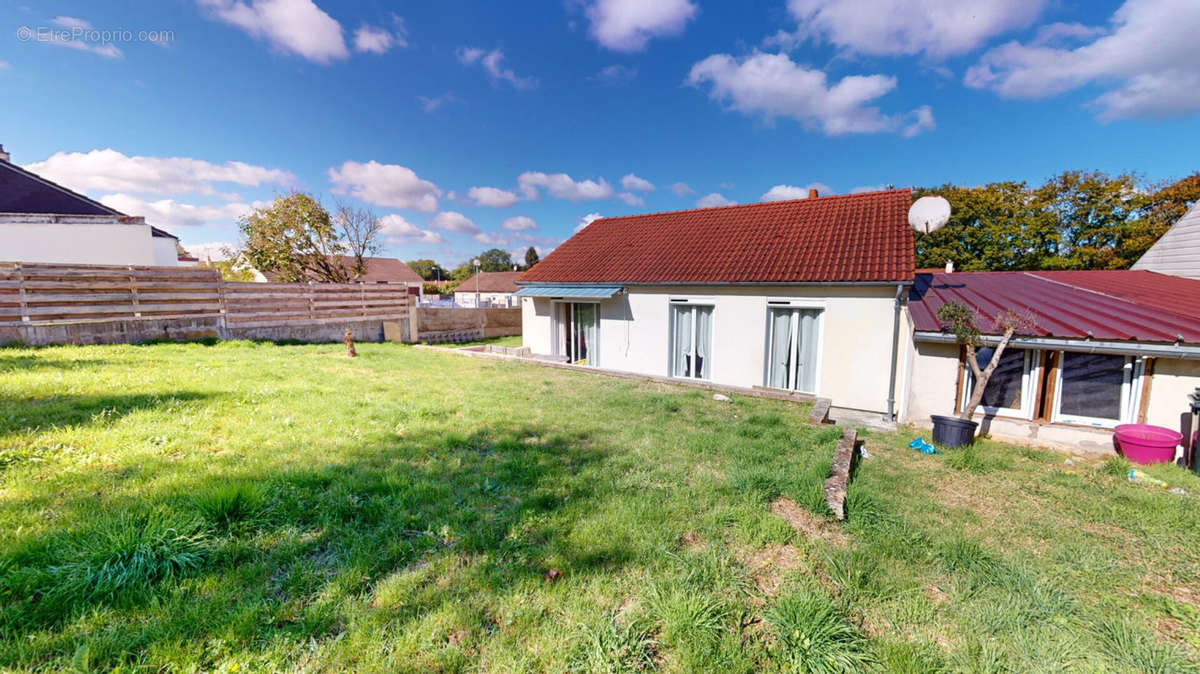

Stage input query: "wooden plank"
[
  {"left": 808, "top": 397, "right": 832, "bottom": 425},
  {"left": 1137, "top": 357, "right": 1155, "bottom": 424},
  {"left": 823, "top": 427, "right": 858, "bottom": 521}
]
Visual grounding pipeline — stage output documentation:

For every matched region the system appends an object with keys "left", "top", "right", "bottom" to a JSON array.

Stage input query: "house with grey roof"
[{"left": 0, "top": 144, "right": 181, "bottom": 267}]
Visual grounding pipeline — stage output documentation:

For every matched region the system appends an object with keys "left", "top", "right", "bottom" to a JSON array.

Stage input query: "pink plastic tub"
[{"left": 1114, "top": 424, "right": 1181, "bottom": 465}]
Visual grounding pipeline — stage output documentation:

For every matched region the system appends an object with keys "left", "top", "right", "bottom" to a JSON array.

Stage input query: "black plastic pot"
[{"left": 931, "top": 415, "right": 978, "bottom": 448}]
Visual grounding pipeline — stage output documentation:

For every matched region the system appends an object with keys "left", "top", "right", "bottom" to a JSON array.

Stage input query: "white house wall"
[
  {"left": 151, "top": 236, "right": 179, "bottom": 266},
  {"left": 0, "top": 221, "right": 163, "bottom": 266},
  {"left": 1145, "top": 358, "right": 1200, "bottom": 432},
  {"left": 522, "top": 284, "right": 903, "bottom": 414},
  {"left": 1133, "top": 202, "right": 1200, "bottom": 279}
]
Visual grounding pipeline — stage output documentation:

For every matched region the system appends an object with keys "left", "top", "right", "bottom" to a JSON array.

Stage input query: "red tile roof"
[
  {"left": 910, "top": 270, "right": 1200, "bottom": 345},
  {"left": 518, "top": 189, "right": 915, "bottom": 284},
  {"left": 457, "top": 271, "right": 522, "bottom": 293},
  {"left": 263, "top": 256, "right": 422, "bottom": 283}
]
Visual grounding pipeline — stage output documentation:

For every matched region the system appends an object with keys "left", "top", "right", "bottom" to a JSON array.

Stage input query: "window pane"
[
  {"left": 795, "top": 309, "right": 819, "bottom": 393},
  {"left": 671, "top": 306, "right": 691, "bottom": 377},
  {"left": 974, "top": 348, "right": 1024, "bottom": 410},
  {"left": 694, "top": 306, "right": 712, "bottom": 379},
  {"left": 1059, "top": 352, "right": 1125, "bottom": 420},
  {"left": 768, "top": 309, "right": 792, "bottom": 389}
]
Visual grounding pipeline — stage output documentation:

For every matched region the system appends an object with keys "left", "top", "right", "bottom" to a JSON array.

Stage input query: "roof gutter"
[{"left": 914, "top": 331, "right": 1200, "bottom": 360}]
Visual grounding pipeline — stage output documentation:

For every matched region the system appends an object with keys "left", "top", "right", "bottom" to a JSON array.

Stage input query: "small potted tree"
[{"left": 931, "top": 301, "right": 1031, "bottom": 447}]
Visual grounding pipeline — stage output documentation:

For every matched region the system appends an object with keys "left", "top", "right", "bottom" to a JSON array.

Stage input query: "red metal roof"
[
  {"left": 263, "top": 256, "right": 422, "bottom": 284},
  {"left": 910, "top": 270, "right": 1200, "bottom": 345},
  {"left": 518, "top": 189, "right": 914, "bottom": 285}
]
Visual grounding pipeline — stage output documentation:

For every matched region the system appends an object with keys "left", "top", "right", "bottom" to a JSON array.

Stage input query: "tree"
[
  {"left": 477, "top": 248, "right": 514, "bottom": 272},
  {"left": 914, "top": 182, "right": 1057, "bottom": 271},
  {"left": 332, "top": 198, "right": 381, "bottom": 279},
  {"left": 524, "top": 246, "right": 540, "bottom": 269},
  {"left": 1036, "top": 170, "right": 1144, "bottom": 270},
  {"left": 937, "top": 301, "right": 1032, "bottom": 421},
  {"left": 407, "top": 258, "right": 449, "bottom": 281},
  {"left": 237, "top": 193, "right": 350, "bottom": 283}
]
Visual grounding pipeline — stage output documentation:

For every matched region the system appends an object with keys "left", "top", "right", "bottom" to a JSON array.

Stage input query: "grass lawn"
[{"left": 2, "top": 341, "right": 1200, "bottom": 671}]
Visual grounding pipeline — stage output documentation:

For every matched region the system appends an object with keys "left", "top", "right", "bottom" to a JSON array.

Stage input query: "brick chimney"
[
  {"left": 808, "top": 187, "right": 819, "bottom": 199},
  {"left": 0, "top": 145, "right": 9, "bottom": 163}
]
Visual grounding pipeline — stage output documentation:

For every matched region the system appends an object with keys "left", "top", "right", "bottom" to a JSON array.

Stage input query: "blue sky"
[{"left": 2, "top": 0, "right": 1199, "bottom": 266}]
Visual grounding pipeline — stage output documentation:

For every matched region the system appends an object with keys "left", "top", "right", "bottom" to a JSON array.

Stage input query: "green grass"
[{"left": 1, "top": 341, "right": 1199, "bottom": 671}]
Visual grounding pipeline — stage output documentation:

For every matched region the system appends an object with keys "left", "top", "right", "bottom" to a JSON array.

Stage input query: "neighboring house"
[
  {"left": 455, "top": 271, "right": 523, "bottom": 307},
  {"left": 259, "top": 256, "right": 423, "bottom": 295},
  {"left": 1133, "top": 201, "right": 1200, "bottom": 279},
  {"left": 905, "top": 270, "right": 1200, "bottom": 451},
  {"left": 516, "top": 189, "right": 915, "bottom": 416},
  {"left": 0, "top": 144, "right": 180, "bottom": 266}
]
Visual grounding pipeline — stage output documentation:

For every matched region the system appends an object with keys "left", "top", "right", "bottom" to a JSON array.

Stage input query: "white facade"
[
  {"left": 521, "top": 284, "right": 907, "bottom": 414},
  {"left": 456, "top": 291, "right": 518, "bottom": 308},
  {"left": 1133, "top": 202, "right": 1200, "bottom": 279},
  {"left": 0, "top": 215, "right": 178, "bottom": 267}
]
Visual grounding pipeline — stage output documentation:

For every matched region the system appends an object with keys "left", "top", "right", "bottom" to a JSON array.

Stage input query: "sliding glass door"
[
  {"left": 562, "top": 302, "right": 598, "bottom": 366},
  {"left": 766, "top": 307, "right": 820, "bottom": 393},
  {"left": 671, "top": 304, "right": 713, "bottom": 379}
]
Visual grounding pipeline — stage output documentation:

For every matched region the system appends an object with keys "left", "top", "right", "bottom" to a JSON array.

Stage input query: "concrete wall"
[
  {"left": 0, "top": 221, "right": 170, "bottom": 266},
  {"left": 902, "top": 339, "right": 1200, "bottom": 454},
  {"left": 521, "top": 284, "right": 903, "bottom": 414},
  {"left": 0, "top": 317, "right": 401, "bottom": 346},
  {"left": 417, "top": 307, "right": 521, "bottom": 339}
]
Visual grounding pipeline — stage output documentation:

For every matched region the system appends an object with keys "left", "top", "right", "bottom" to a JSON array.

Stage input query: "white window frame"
[
  {"left": 764, "top": 301, "right": 824, "bottom": 396},
  {"left": 551, "top": 300, "right": 601, "bottom": 367},
  {"left": 668, "top": 299, "right": 714, "bottom": 381},
  {"left": 961, "top": 348, "right": 1040, "bottom": 419},
  {"left": 1051, "top": 352, "right": 1144, "bottom": 428}
]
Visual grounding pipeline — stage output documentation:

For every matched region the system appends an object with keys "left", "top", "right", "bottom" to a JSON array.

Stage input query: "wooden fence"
[{"left": 0, "top": 262, "right": 411, "bottom": 328}]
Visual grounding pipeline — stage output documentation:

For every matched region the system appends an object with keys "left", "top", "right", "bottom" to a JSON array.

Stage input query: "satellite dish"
[{"left": 908, "top": 195, "right": 951, "bottom": 235}]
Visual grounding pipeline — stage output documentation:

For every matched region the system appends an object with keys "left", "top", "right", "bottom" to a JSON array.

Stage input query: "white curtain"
[
  {"left": 695, "top": 306, "right": 713, "bottom": 379},
  {"left": 768, "top": 309, "right": 792, "bottom": 389},
  {"left": 672, "top": 305, "right": 692, "bottom": 377},
  {"left": 796, "top": 310, "right": 819, "bottom": 393}
]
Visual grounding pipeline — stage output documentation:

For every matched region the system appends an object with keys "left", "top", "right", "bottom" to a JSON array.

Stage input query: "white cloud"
[
  {"left": 473, "top": 230, "right": 508, "bottom": 246},
  {"left": 618, "top": 192, "right": 644, "bottom": 206},
  {"left": 502, "top": 215, "right": 538, "bottom": 231},
  {"left": 428, "top": 211, "right": 479, "bottom": 234},
  {"left": 575, "top": 212, "right": 603, "bottom": 233},
  {"left": 377, "top": 214, "right": 443, "bottom": 244},
  {"left": 99, "top": 193, "right": 264, "bottom": 228},
  {"left": 328, "top": 160, "right": 441, "bottom": 212},
  {"left": 52, "top": 16, "right": 93, "bottom": 30},
  {"left": 456, "top": 47, "right": 537, "bottom": 89},
  {"left": 965, "top": 0, "right": 1200, "bottom": 120},
  {"left": 584, "top": 0, "right": 697, "bottom": 52},
  {"left": 25, "top": 149, "right": 296, "bottom": 196},
  {"left": 620, "top": 173, "right": 655, "bottom": 192},
  {"left": 467, "top": 185, "right": 519, "bottom": 208},
  {"left": 760, "top": 182, "right": 832, "bottom": 201},
  {"left": 183, "top": 241, "right": 237, "bottom": 261},
  {"left": 0, "top": 61, "right": 10, "bottom": 70},
  {"left": 353, "top": 18, "right": 406, "bottom": 54},
  {"left": 518, "top": 172, "right": 614, "bottom": 201},
  {"left": 592, "top": 64, "right": 637, "bottom": 84},
  {"left": 696, "top": 193, "right": 736, "bottom": 208},
  {"left": 669, "top": 181, "right": 694, "bottom": 196},
  {"left": 781, "top": 0, "right": 1046, "bottom": 59},
  {"left": 851, "top": 184, "right": 888, "bottom": 193},
  {"left": 38, "top": 21, "right": 123, "bottom": 59},
  {"left": 687, "top": 51, "right": 935, "bottom": 136},
  {"left": 417, "top": 92, "right": 456, "bottom": 112},
  {"left": 196, "top": 0, "right": 348, "bottom": 64}
]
